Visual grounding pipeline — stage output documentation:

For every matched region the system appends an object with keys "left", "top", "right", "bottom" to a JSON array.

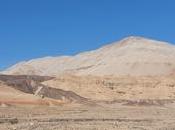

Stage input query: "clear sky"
[{"left": 0, "top": 0, "right": 175, "bottom": 70}]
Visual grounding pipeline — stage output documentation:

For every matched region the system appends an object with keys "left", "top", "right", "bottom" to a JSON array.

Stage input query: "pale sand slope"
[
  {"left": 43, "top": 74, "right": 175, "bottom": 101},
  {"left": 2, "top": 36, "right": 175, "bottom": 76}
]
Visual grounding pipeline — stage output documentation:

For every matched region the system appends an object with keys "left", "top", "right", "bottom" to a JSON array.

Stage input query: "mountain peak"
[
  {"left": 122, "top": 36, "right": 146, "bottom": 41},
  {"left": 111, "top": 36, "right": 168, "bottom": 48}
]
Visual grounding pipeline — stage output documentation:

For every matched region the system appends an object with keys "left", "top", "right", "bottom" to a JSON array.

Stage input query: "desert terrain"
[{"left": 1, "top": 36, "right": 175, "bottom": 130}]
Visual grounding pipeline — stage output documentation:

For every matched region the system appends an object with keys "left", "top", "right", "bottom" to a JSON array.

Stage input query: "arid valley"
[{"left": 1, "top": 37, "right": 175, "bottom": 130}]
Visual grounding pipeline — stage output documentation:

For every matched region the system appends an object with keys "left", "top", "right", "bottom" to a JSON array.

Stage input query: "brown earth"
[{"left": 0, "top": 75, "right": 92, "bottom": 106}]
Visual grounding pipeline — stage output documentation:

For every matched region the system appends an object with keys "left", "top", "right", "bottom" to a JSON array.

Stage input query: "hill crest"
[{"left": 2, "top": 36, "right": 175, "bottom": 76}]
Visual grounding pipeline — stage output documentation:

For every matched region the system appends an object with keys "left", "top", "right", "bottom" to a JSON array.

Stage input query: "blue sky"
[{"left": 0, "top": 0, "right": 175, "bottom": 70}]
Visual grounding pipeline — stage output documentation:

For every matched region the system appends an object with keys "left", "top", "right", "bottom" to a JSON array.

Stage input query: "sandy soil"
[
  {"left": 0, "top": 102, "right": 175, "bottom": 130},
  {"left": 43, "top": 75, "right": 175, "bottom": 101}
]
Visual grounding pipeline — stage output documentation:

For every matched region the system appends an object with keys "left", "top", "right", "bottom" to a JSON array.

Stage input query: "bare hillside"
[{"left": 3, "top": 36, "right": 175, "bottom": 76}]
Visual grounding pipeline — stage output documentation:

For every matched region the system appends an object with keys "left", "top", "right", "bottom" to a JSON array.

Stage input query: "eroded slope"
[{"left": 0, "top": 75, "right": 90, "bottom": 106}]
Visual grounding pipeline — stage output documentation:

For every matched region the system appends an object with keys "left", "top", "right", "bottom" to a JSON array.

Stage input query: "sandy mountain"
[{"left": 3, "top": 36, "right": 175, "bottom": 76}]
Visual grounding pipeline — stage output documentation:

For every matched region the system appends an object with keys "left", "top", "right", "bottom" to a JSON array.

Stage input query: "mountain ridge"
[{"left": 2, "top": 36, "right": 175, "bottom": 76}]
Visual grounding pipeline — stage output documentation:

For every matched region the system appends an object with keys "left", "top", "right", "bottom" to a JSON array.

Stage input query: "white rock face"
[{"left": 2, "top": 36, "right": 175, "bottom": 76}]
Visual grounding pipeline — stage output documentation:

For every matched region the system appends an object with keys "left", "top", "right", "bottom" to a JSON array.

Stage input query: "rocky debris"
[
  {"left": 123, "top": 99, "right": 175, "bottom": 106},
  {"left": 38, "top": 86, "right": 88, "bottom": 103},
  {"left": 0, "top": 118, "right": 18, "bottom": 124},
  {"left": 25, "top": 118, "right": 152, "bottom": 123}
]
